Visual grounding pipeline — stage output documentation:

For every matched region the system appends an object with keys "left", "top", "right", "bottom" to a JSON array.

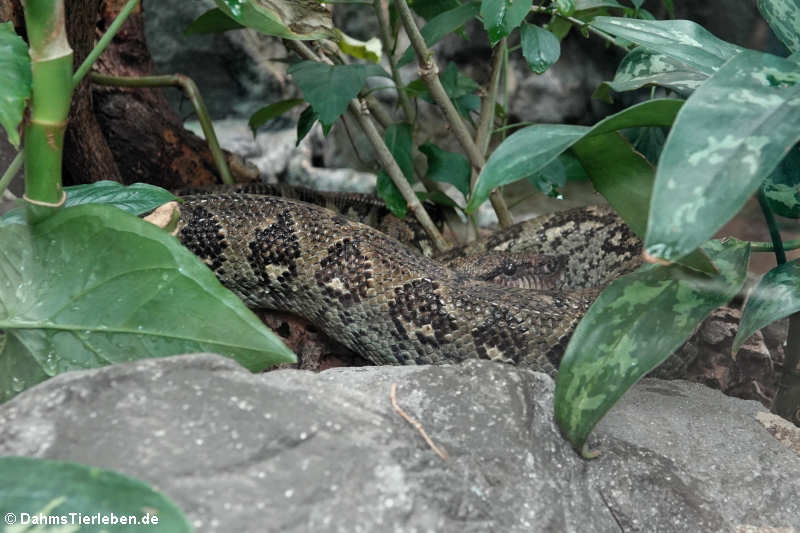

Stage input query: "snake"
[{"left": 175, "top": 186, "right": 644, "bottom": 376}]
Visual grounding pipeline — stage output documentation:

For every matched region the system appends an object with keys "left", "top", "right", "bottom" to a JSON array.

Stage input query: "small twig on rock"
[{"left": 390, "top": 383, "right": 448, "bottom": 460}]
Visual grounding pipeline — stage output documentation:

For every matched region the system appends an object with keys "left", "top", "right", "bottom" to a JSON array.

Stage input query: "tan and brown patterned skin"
[{"left": 177, "top": 193, "right": 643, "bottom": 375}]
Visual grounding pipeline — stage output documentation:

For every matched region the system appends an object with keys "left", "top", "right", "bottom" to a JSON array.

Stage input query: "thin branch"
[
  {"left": 0, "top": 153, "right": 22, "bottom": 198},
  {"left": 374, "top": 0, "right": 416, "bottom": 123},
  {"left": 90, "top": 73, "right": 234, "bottom": 185},
  {"left": 530, "top": 5, "right": 629, "bottom": 51},
  {"left": 285, "top": 39, "right": 450, "bottom": 252},
  {"left": 72, "top": 0, "right": 140, "bottom": 86},
  {"left": 390, "top": 383, "right": 448, "bottom": 461},
  {"left": 393, "top": 0, "right": 513, "bottom": 228}
]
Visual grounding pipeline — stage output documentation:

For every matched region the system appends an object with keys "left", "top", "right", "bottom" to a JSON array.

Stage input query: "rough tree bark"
[{"left": 0, "top": 0, "right": 255, "bottom": 190}]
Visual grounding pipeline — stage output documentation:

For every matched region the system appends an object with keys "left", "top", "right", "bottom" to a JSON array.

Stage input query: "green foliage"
[
  {"left": 213, "top": 0, "right": 334, "bottom": 40},
  {"left": 480, "top": 0, "right": 534, "bottom": 45},
  {"left": 762, "top": 145, "right": 800, "bottom": 218},
  {"left": 0, "top": 203, "right": 295, "bottom": 402},
  {"left": 734, "top": 260, "right": 800, "bottom": 353},
  {"left": 420, "top": 142, "right": 471, "bottom": 197},
  {"left": 757, "top": 0, "right": 800, "bottom": 54},
  {"left": 644, "top": 50, "right": 800, "bottom": 262},
  {"left": 398, "top": 2, "right": 481, "bottom": 67},
  {"left": 288, "top": 61, "right": 388, "bottom": 128},
  {"left": 376, "top": 124, "right": 415, "bottom": 217},
  {"left": 520, "top": 23, "right": 561, "bottom": 74},
  {"left": 183, "top": 7, "right": 245, "bottom": 35},
  {"left": 589, "top": 17, "right": 742, "bottom": 74},
  {"left": 555, "top": 239, "right": 751, "bottom": 454},
  {"left": 2, "top": 180, "right": 177, "bottom": 225},
  {"left": 248, "top": 98, "right": 305, "bottom": 135},
  {"left": 0, "top": 22, "right": 32, "bottom": 148},
  {"left": 593, "top": 47, "right": 707, "bottom": 102},
  {"left": 0, "top": 456, "right": 192, "bottom": 532}
]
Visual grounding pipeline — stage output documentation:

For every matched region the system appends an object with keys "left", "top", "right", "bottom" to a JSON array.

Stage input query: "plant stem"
[
  {"left": 72, "top": 0, "right": 140, "bottom": 86},
  {"left": 89, "top": 73, "right": 234, "bottom": 185},
  {"left": 530, "top": 5, "right": 627, "bottom": 50},
  {"left": 758, "top": 189, "right": 800, "bottom": 424},
  {"left": 22, "top": 0, "right": 73, "bottom": 207},
  {"left": 757, "top": 188, "right": 786, "bottom": 264},
  {"left": 774, "top": 314, "right": 800, "bottom": 426},
  {"left": 750, "top": 238, "right": 800, "bottom": 253},
  {"left": 473, "top": 40, "right": 506, "bottom": 185},
  {"left": 393, "top": 0, "right": 513, "bottom": 228},
  {"left": 0, "top": 153, "right": 22, "bottom": 197},
  {"left": 374, "top": 0, "right": 415, "bottom": 123}
]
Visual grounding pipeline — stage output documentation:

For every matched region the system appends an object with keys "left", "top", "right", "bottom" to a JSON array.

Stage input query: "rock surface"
[{"left": 1, "top": 354, "right": 798, "bottom": 532}]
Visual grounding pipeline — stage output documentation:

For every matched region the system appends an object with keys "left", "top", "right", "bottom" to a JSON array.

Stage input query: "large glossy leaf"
[
  {"left": 762, "top": 144, "right": 800, "bottom": 218},
  {"left": 734, "top": 260, "right": 800, "bottom": 353},
  {"left": 589, "top": 17, "right": 743, "bottom": 75},
  {"left": 184, "top": 7, "right": 245, "bottom": 36},
  {"left": 214, "top": 0, "right": 333, "bottom": 40},
  {"left": 0, "top": 204, "right": 295, "bottom": 402},
  {"left": 594, "top": 47, "right": 708, "bottom": 102},
  {"left": 0, "top": 22, "right": 32, "bottom": 149},
  {"left": 520, "top": 23, "right": 561, "bottom": 74},
  {"left": 420, "top": 142, "right": 470, "bottom": 197},
  {"left": 468, "top": 98, "right": 684, "bottom": 213},
  {"left": 758, "top": 0, "right": 800, "bottom": 54},
  {"left": 288, "top": 61, "right": 388, "bottom": 128},
  {"left": 376, "top": 124, "right": 414, "bottom": 218},
  {"left": 645, "top": 50, "right": 800, "bottom": 262},
  {"left": 555, "top": 238, "right": 750, "bottom": 453},
  {"left": 0, "top": 457, "right": 191, "bottom": 532},
  {"left": 480, "top": 0, "right": 534, "bottom": 45},
  {"left": 1, "top": 181, "right": 177, "bottom": 225},
  {"left": 398, "top": 2, "right": 481, "bottom": 67}
]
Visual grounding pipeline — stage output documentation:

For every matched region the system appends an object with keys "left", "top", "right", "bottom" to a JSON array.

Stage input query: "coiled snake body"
[{"left": 177, "top": 191, "right": 643, "bottom": 375}]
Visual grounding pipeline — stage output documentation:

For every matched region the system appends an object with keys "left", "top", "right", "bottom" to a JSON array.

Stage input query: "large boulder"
[{"left": 1, "top": 354, "right": 797, "bottom": 532}]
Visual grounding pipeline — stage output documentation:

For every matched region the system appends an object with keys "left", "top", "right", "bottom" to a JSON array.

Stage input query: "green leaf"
[
  {"left": 0, "top": 22, "right": 32, "bottom": 149},
  {"left": 575, "top": 0, "right": 623, "bottom": 9},
  {"left": 734, "top": 259, "right": 800, "bottom": 353},
  {"left": 593, "top": 47, "right": 708, "bottom": 103},
  {"left": 762, "top": 144, "right": 800, "bottom": 218},
  {"left": 398, "top": 2, "right": 481, "bottom": 67},
  {"left": 249, "top": 98, "right": 305, "bottom": 135},
  {"left": 589, "top": 16, "right": 743, "bottom": 75},
  {"left": 376, "top": 124, "right": 415, "bottom": 218},
  {"left": 408, "top": 0, "right": 463, "bottom": 20},
  {"left": 645, "top": 50, "right": 800, "bottom": 262},
  {"left": 757, "top": 0, "right": 800, "bottom": 54},
  {"left": 289, "top": 61, "right": 388, "bottom": 128},
  {"left": 420, "top": 142, "right": 471, "bottom": 196},
  {"left": 624, "top": 126, "right": 668, "bottom": 165},
  {"left": 527, "top": 151, "right": 587, "bottom": 196},
  {"left": 1, "top": 181, "right": 177, "bottom": 225},
  {"left": 0, "top": 205, "right": 295, "bottom": 402},
  {"left": 0, "top": 457, "right": 191, "bottom": 531},
  {"left": 296, "top": 105, "right": 318, "bottom": 145},
  {"left": 555, "top": 238, "right": 750, "bottom": 452},
  {"left": 555, "top": 0, "right": 576, "bottom": 16},
  {"left": 480, "top": 0, "right": 534, "bottom": 46},
  {"left": 520, "top": 23, "right": 561, "bottom": 74},
  {"left": 468, "top": 98, "right": 684, "bottom": 213},
  {"left": 214, "top": 0, "right": 334, "bottom": 40},
  {"left": 333, "top": 29, "right": 382, "bottom": 63},
  {"left": 184, "top": 7, "right": 245, "bottom": 36}
]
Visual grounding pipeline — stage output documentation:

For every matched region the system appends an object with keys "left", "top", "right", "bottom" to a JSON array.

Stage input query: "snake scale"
[{"left": 176, "top": 186, "right": 644, "bottom": 375}]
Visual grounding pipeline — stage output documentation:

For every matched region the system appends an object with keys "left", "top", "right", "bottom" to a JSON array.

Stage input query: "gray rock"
[{"left": 1, "top": 354, "right": 798, "bottom": 532}]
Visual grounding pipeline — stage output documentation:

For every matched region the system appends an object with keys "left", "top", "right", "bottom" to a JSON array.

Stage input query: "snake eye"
[{"left": 503, "top": 262, "right": 516, "bottom": 275}]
